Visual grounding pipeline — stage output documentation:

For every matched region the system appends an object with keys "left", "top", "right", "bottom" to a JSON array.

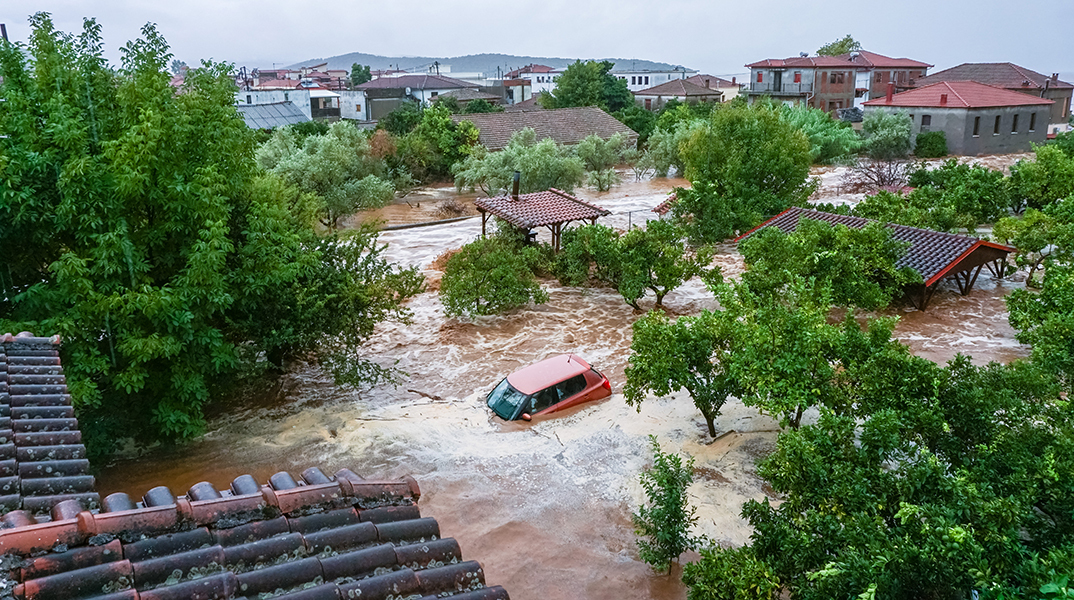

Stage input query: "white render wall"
[
  {"left": 612, "top": 70, "right": 697, "bottom": 92},
  {"left": 338, "top": 91, "right": 368, "bottom": 120}
]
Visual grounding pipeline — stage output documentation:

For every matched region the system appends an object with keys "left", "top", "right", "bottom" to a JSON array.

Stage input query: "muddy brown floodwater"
[{"left": 95, "top": 162, "right": 1031, "bottom": 600}]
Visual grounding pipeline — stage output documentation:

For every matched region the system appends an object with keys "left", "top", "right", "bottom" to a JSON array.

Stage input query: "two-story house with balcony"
[
  {"left": 504, "top": 64, "right": 563, "bottom": 96},
  {"left": 745, "top": 55, "right": 857, "bottom": 113},
  {"left": 839, "top": 50, "right": 932, "bottom": 107}
]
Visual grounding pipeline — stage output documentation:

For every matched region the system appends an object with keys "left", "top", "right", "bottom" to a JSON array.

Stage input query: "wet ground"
[{"left": 95, "top": 159, "right": 1031, "bottom": 600}]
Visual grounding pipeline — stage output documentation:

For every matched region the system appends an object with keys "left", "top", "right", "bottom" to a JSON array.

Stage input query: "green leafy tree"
[
  {"left": 861, "top": 110, "right": 912, "bottom": 161},
  {"left": 555, "top": 221, "right": 718, "bottom": 310},
  {"left": 817, "top": 34, "right": 862, "bottom": 56},
  {"left": 453, "top": 128, "right": 585, "bottom": 196},
  {"left": 574, "top": 133, "right": 628, "bottom": 171},
  {"left": 257, "top": 121, "right": 395, "bottom": 230},
  {"left": 439, "top": 237, "right": 549, "bottom": 317},
  {"left": 1008, "top": 264, "right": 1074, "bottom": 391},
  {"left": 633, "top": 436, "right": 701, "bottom": 573},
  {"left": 1009, "top": 144, "right": 1074, "bottom": 211},
  {"left": 780, "top": 104, "right": 862, "bottom": 163},
  {"left": 682, "top": 546, "right": 781, "bottom": 600},
  {"left": 625, "top": 308, "right": 738, "bottom": 437},
  {"left": 0, "top": 15, "right": 423, "bottom": 450},
  {"left": 674, "top": 102, "right": 814, "bottom": 243},
  {"left": 435, "top": 95, "right": 461, "bottom": 113},
  {"left": 738, "top": 218, "right": 919, "bottom": 310},
  {"left": 349, "top": 62, "right": 371, "bottom": 87},
  {"left": 463, "top": 98, "right": 503, "bottom": 113},
  {"left": 913, "top": 130, "right": 948, "bottom": 158},
  {"left": 169, "top": 58, "right": 186, "bottom": 74},
  {"left": 645, "top": 118, "right": 707, "bottom": 178},
  {"left": 379, "top": 100, "right": 423, "bottom": 135},
  {"left": 613, "top": 104, "right": 658, "bottom": 145},
  {"left": 539, "top": 60, "right": 633, "bottom": 112}
]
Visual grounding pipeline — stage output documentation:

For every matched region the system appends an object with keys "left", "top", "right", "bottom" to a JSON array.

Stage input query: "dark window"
[
  {"left": 644, "top": 98, "right": 652, "bottom": 110},
  {"left": 631, "top": 76, "right": 636, "bottom": 85},
  {"left": 530, "top": 387, "right": 559, "bottom": 413},
  {"left": 1030, "top": 113, "right": 1037, "bottom": 131},
  {"left": 875, "top": 72, "right": 883, "bottom": 83},
  {"left": 921, "top": 115, "right": 931, "bottom": 132},
  {"left": 994, "top": 115, "right": 1001, "bottom": 135},
  {"left": 973, "top": 116, "right": 980, "bottom": 136},
  {"left": 555, "top": 375, "right": 587, "bottom": 401},
  {"left": 246, "top": 95, "right": 252, "bottom": 104},
  {"left": 284, "top": 92, "right": 289, "bottom": 101},
  {"left": 1012, "top": 114, "right": 1019, "bottom": 133},
  {"left": 644, "top": 76, "right": 649, "bottom": 85}
]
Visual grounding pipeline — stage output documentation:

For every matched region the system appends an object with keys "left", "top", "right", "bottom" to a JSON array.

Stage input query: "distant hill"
[{"left": 289, "top": 52, "right": 689, "bottom": 77}]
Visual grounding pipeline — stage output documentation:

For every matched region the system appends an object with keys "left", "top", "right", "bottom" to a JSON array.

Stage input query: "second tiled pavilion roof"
[{"left": 475, "top": 189, "right": 609, "bottom": 229}]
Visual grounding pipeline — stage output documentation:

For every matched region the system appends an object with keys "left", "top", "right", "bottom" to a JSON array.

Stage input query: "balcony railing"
[{"left": 749, "top": 82, "right": 813, "bottom": 94}]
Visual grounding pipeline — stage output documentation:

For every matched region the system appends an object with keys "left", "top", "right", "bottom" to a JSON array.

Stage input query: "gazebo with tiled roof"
[
  {"left": 735, "top": 207, "right": 1015, "bottom": 309},
  {"left": 475, "top": 188, "right": 610, "bottom": 251}
]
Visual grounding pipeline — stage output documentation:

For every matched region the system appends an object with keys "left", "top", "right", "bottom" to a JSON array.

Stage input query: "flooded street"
[{"left": 95, "top": 164, "right": 1030, "bottom": 600}]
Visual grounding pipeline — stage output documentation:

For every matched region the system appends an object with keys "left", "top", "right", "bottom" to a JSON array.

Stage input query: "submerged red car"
[{"left": 486, "top": 354, "right": 612, "bottom": 421}]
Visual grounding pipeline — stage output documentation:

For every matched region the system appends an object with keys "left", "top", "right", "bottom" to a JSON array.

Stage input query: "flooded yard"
[{"left": 95, "top": 161, "right": 1030, "bottom": 600}]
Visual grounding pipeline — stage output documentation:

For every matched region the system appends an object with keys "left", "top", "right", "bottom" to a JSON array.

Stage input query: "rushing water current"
[{"left": 96, "top": 167, "right": 1030, "bottom": 600}]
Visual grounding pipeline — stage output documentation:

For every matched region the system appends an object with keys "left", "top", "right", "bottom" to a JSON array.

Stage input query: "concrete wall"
[
  {"left": 866, "top": 104, "right": 1050, "bottom": 155},
  {"left": 235, "top": 90, "right": 312, "bottom": 119},
  {"left": 612, "top": 70, "right": 697, "bottom": 92},
  {"left": 338, "top": 91, "right": 368, "bottom": 120}
]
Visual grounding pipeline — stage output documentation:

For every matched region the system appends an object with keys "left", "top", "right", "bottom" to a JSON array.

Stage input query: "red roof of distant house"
[
  {"left": 504, "top": 96, "right": 544, "bottom": 112},
  {"left": 357, "top": 74, "right": 476, "bottom": 90},
  {"left": 635, "top": 79, "right": 723, "bottom": 98},
  {"left": 746, "top": 56, "right": 856, "bottom": 69},
  {"left": 453, "top": 106, "right": 637, "bottom": 150},
  {"left": 914, "top": 62, "right": 1073, "bottom": 90},
  {"left": 841, "top": 50, "right": 932, "bottom": 70},
  {"left": 502, "top": 78, "right": 530, "bottom": 87},
  {"left": 505, "top": 64, "right": 559, "bottom": 78},
  {"left": 254, "top": 78, "right": 302, "bottom": 90},
  {"left": 863, "top": 80, "right": 1054, "bottom": 108},
  {"left": 685, "top": 74, "right": 739, "bottom": 89},
  {"left": 475, "top": 188, "right": 610, "bottom": 229}
]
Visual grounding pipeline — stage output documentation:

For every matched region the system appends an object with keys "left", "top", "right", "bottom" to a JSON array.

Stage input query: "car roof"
[{"left": 506, "top": 354, "right": 592, "bottom": 395}]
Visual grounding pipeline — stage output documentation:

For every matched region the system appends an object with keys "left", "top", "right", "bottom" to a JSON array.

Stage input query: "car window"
[
  {"left": 486, "top": 378, "right": 529, "bottom": 420},
  {"left": 555, "top": 374, "right": 587, "bottom": 401},
  {"left": 531, "top": 387, "right": 558, "bottom": 412}
]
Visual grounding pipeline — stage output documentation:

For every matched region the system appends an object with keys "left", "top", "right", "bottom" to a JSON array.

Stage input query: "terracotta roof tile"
[
  {"left": 684, "top": 74, "right": 739, "bottom": 89},
  {"left": 652, "top": 192, "right": 677, "bottom": 215},
  {"left": 475, "top": 189, "right": 610, "bottom": 229},
  {"left": 634, "top": 79, "right": 723, "bottom": 98},
  {"left": 863, "top": 80, "right": 1054, "bottom": 109},
  {"left": 735, "top": 207, "right": 1013, "bottom": 286},
  {"left": 0, "top": 334, "right": 511, "bottom": 600},
  {"left": 503, "top": 97, "right": 543, "bottom": 112},
  {"left": 0, "top": 333, "right": 98, "bottom": 518},
  {"left": 841, "top": 50, "right": 932, "bottom": 70},
  {"left": 437, "top": 88, "right": 501, "bottom": 102},
  {"left": 914, "top": 62, "right": 1072, "bottom": 90},
  {"left": 745, "top": 56, "right": 857, "bottom": 69},
  {"left": 452, "top": 106, "right": 637, "bottom": 151}
]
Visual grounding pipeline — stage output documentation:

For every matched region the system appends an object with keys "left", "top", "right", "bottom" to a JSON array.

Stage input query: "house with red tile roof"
[
  {"left": 0, "top": 332, "right": 511, "bottom": 600},
  {"left": 504, "top": 64, "right": 562, "bottom": 96},
  {"left": 745, "top": 55, "right": 857, "bottom": 113},
  {"left": 684, "top": 74, "right": 743, "bottom": 101},
  {"left": 913, "top": 63, "right": 1073, "bottom": 132},
  {"left": 634, "top": 79, "right": 724, "bottom": 111},
  {"left": 451, "top": 106, "right": 637, "bottom": 151},
  {"left": 863, "top": 81, "right": 1053, "bottom": 155},
  {"left": 356, "top": 75, "right": 480, "bottom": 119},
  {"left": 838, "top": 50, "right": 932, "bottom": 107}
]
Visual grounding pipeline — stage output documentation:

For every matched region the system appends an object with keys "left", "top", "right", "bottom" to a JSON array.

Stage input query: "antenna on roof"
[{"left": 799, "top": 52, "right": 808, "bottom": 58}]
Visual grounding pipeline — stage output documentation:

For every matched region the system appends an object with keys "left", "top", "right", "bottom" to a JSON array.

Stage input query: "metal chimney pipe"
[{"left": 512, "top": 171, "right": 520, "bottom": 199}]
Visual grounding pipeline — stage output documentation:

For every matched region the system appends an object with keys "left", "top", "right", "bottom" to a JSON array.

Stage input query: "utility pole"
[{"left": 0, "top": 23, "right": 8, "bottom": 42}]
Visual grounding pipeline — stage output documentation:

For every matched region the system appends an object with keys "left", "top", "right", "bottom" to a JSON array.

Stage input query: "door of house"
[{"left": 771, "top": 71, "right": 783, "bottom": 91}]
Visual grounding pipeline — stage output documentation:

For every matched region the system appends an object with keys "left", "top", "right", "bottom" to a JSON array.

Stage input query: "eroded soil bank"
[{"left": 96, "top": 163, "right": 1030, "bottom": 600}]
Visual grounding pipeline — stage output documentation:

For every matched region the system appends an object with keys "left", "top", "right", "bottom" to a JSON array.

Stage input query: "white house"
[{"left": 611, "top": 68, "right": 698, "bottom": 92}]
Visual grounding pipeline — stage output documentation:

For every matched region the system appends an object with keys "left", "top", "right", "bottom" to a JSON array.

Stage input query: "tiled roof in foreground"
[
  {"left": 476, "top": 189, "right": 610, "bottom": 229},
  {"left": 735, "top": 207, "right": 1013, "bottom": 287},
  {"left": 0, "top": 332, "right": 509, "bottom": 600},
  {"left": 0, "top": 333, "right": 98, "bottom": 517},
  {"left": 0, "top": 465, "right": 508, "bottom": 600}
]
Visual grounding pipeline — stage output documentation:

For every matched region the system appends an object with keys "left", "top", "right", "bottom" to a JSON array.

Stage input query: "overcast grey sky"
[{"left": 4, "top": 0, "right": 1073, "bottom": 79}]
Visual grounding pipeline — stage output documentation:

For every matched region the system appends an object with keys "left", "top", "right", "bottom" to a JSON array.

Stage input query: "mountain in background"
[{"left": 288, "top": 52, "right": 689, "bottom": 77}]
